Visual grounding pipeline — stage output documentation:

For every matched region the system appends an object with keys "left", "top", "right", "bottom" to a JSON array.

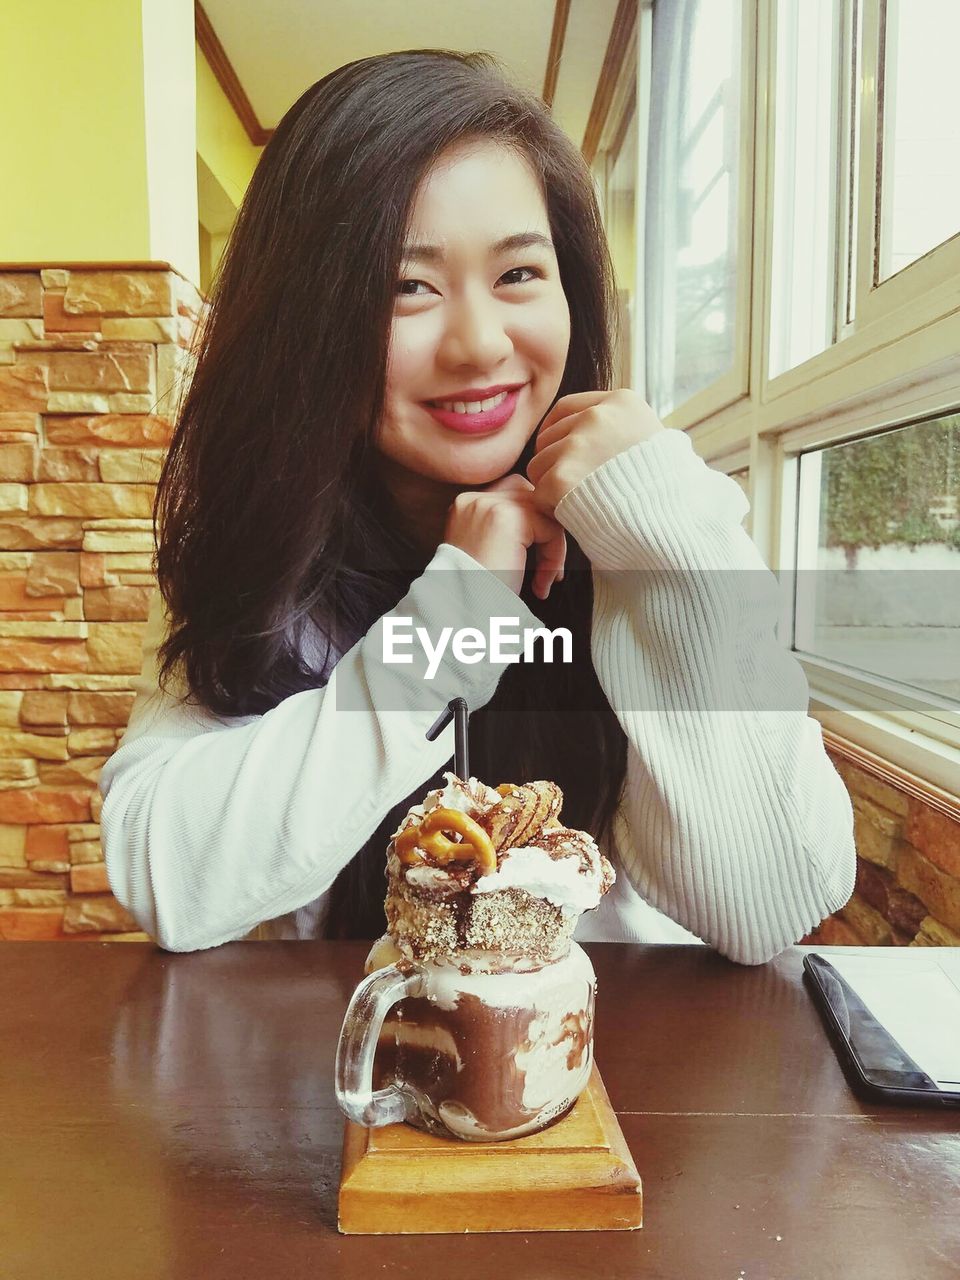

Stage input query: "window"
[
  {"left": 768, "top": 0, "right": 843, "bottom": 377},
  {"left": 793, "top": 414, "right": 960, "bottom": 704},
  {"left": 644, "top": 0, "right": 745, "bottom": 418},
  {"left": 877, "top": 0, "right": 960, "bottom": 281},
  {"left": 615, "top": 0, "right": 960, "bottom": 781}
]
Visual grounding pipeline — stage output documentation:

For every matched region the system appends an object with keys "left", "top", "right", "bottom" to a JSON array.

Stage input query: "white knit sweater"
[{"left": 99, "top": 430, "right": 856, "bottom": 961}]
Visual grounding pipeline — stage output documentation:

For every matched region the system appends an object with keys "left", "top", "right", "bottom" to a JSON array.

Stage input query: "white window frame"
[
  {"left": 766, "top": 0, "right": 844, "bottom": 381},
  {"left": 634, "top": 0, "right": 759, "bottom": 425},
  {"left": 595, "top": 29, "right": 640, "bottom": 388},
  {"left": 853, "top": 0, "right": 960, "bottom": 332},
  {"left": 625, "top": 0, "right": 960, "bottom": 794},
  {"left": 760, "top": 1, "right": 960, "bottom": 416}
]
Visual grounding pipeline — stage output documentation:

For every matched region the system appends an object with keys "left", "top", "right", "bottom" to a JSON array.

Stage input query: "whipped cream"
[
  {"left": 392, "top": 772, "right": 499, "bottom": 838},
  {"left": 404, "top": 865, "right": 457, "bottom": 892},
  {"left": 472, "top": 845, "right": 604, "bottom": 915},
  {"left": 389, "top": 773, "right": 615, "bottom": 922},
  {"left": 423, "top": 772, "right": 499, "bottom": 813}
]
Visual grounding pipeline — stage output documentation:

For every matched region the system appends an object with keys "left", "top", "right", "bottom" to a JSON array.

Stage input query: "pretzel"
[{"left": 394, "top": 807, "right": 497, "bottom": 875}]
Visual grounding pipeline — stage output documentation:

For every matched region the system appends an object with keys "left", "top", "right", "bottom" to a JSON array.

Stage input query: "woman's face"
[{"left": 379, "top": 140, "right": 571, "bottom": 490}]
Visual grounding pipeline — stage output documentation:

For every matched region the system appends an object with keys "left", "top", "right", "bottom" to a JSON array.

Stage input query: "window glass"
[
  {"left": 645, "top": 0, "right": 743, "bottom": 417},
  {"left": 794, "top": 415, "right": 960, "bottom": 702},
  {"left": 878, "top": 0, "right": 960, "bottom": 280},
  {"left": 768, "top": 0, "right": 841, "bottom": 377}
]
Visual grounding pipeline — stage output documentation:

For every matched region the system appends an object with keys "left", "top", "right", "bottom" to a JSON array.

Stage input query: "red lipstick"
[{"left": 422, "top": 383, "right": 527, "bottom": 435}]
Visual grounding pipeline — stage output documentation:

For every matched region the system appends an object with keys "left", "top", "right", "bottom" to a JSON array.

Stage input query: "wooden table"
[{"left": 2, "top": 941, "right": 958, "bottom": 1279}]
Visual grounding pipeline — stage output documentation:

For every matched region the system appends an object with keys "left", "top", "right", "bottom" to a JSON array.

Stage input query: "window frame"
[
  {"left": 766, "top": 0, "right": 845, "bottom": 380},
  {"left": 596, "top": 29, "right": 641, "bottom": 387},
  {"left": 634, "top": 0, "right": 760, "bottom": 426},
  {"left": 761, "top": 0, "right": 960, "bottom": 411},
  {"left": 628, "top": 0, "right": 960, "bottom": 792},
  {"left": 853, "top": 0, "right": 960, "bottom": 330}
]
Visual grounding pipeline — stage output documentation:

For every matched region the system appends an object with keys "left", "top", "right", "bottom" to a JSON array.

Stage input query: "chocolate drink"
[
  {"left": 350, "top": 772, "right": 614, "bottom": 1140},
  {"left": 370, "top": 942, "right": 596, "bottom": 1141}
]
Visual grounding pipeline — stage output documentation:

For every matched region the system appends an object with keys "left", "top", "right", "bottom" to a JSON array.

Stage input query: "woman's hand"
[
  {"left": 527, "top": 389, "right": 666, "bottom": 515},
  {"left": 443, "top": 473, "right": 567, "bottom": 601}
]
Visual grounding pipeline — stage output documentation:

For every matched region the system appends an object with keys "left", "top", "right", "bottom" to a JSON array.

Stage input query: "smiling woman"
[
  {"left": 112, "top": 49, "right": 631, "bottom": 943},
  {"left": 98, "top": 49, "right": 856, "bottom": 958},
  {"left": 379, "top": 142, "right": 571, "bottom": 494}
]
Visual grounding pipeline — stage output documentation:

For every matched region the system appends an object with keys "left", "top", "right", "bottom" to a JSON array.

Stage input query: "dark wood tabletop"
[{"left": 2, "top": 940, "right": 958, "bottom": 1279}]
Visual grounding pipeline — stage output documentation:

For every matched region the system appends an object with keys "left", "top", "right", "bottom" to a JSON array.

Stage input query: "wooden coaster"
[{"left": 338, "top": 1064, "right": 642, "bottom": 1234}]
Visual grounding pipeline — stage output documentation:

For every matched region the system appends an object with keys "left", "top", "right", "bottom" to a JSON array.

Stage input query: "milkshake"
[{"left": 360, "top": 773, "right": 615, "bottom": 1140}]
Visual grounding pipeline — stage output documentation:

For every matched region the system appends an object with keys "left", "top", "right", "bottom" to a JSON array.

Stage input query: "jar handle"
[{"left": 335, "top": 963, "right": 418, "bottom": 1127}]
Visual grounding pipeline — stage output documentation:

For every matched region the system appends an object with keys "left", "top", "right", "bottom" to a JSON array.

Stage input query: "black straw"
[{"left": 425, "top": 697, "right": 470, "bottom": 780}]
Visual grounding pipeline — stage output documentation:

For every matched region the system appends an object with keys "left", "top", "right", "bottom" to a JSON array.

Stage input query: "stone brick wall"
[
  {"left": 0, "top": 266, "right": 200, "bottom": 941},
  {"left": 806, "top": 750, "right": 960, "bottom": 948}
]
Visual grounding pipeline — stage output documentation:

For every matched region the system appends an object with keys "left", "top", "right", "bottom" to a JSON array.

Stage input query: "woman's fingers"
[
  {"left": 535, "top": 391, "right": 610, "bottom": 449},
  {"left": 496, "top": 479, "right": 565, "bottom": 598},
  {"left": 483, "top": 471, "right": 535, "bottom": 495},
  {"left": 529, "top": 507, "right": 567, "bottom": 601},
  {"left": 483, "top": 476, "right": 567, "bottom": 598}
]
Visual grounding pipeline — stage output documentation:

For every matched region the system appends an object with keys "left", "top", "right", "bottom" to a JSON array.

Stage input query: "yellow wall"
[
  {"left": 0, "top": 1, "right": 151, "bottom": 262},
  {"left": 195, "top": 44, "right": 263, "bottom": 291},
  {"left": 0, "top": 1, "right": 201, "bottom": 285},
  {"left": 0, "top": 1, "right": 264, "bottom": 289},
  {"left": 196, "top": 45, "right": 262, "bottom": 211}
]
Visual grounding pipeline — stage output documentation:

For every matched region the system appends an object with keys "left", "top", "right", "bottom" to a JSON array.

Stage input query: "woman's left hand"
[{"left": 526, "top": 389, "right": 665, "bottom": 515}]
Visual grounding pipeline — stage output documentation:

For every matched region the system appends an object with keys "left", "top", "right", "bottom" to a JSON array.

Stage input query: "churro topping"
[{"left": 386, "top": 772, "right": 614, "bottom": 935}]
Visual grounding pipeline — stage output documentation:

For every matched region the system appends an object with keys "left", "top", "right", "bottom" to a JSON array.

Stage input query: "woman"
[{"left": 100, "top": 50, "right": 855, "bottom": 960}]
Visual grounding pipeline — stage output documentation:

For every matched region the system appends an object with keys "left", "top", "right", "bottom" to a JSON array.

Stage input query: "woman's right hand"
[{"left": 443, "top": 474, "right": 567, "bottom": 600}]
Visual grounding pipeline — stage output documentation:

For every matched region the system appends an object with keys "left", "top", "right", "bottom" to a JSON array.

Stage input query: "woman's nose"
[{"left": 438, "top": 292, "right": 513, "bottom": 369}]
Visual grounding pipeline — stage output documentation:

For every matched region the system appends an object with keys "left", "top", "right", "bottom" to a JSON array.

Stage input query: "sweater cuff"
[{"left": 554, "top": 428, "right": 750, "bottom": 570}]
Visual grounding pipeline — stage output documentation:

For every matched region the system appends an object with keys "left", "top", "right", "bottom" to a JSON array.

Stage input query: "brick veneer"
[
  {"left": 0, "top": 266, "right": 200, "bottom": 941},
  {"left": 805, "top": 752, "right": 960, "bottom": 948}
]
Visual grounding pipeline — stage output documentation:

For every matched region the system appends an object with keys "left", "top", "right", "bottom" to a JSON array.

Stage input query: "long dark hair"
[{"left": 155, "top": 50, "right": 628, "bottom": 938}]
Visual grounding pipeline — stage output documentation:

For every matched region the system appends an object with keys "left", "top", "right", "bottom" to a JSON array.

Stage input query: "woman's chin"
[
  {"left": 432, "top": 436, "right": 532, "bottom": 488},
  {"left": 444, "top": 462, "right": 518, "bottom": 488}
]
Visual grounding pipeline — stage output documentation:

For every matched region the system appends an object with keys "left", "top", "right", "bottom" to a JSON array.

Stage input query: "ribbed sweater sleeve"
[
  {"left": 99, "top": 544, "right": 540, "bottom": 953},
  {"left": 555, "top": 428, "right": 856, "bottom": 964}
]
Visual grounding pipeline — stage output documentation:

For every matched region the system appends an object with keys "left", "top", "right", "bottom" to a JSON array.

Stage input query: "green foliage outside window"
[{"left": 819, "top": 416, "right": 960, "bottom": 566}]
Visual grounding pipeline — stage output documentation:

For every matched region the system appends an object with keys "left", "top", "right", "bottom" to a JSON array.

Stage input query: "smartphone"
[{"left": 803, "top": 952, "right": 960, "bottom": 1108}]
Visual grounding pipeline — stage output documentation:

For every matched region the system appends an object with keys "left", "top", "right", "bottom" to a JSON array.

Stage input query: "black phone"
[{"left": 803, "top": 953, "right": 960, "bottom": 1108}]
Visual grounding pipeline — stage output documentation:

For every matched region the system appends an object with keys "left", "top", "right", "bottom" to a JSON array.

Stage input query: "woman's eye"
[
  {"left": 396, "top": 266, "right": 543, "bottom": 297},
  {"left": 499, "top": 266, "right": 542, "bottom": 286},
  {"left": 397, "top": 278, "right": 432, "bottom": 296}
]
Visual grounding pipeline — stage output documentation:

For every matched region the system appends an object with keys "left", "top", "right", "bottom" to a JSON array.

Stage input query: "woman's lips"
[{"left": 421, "top": 385, "right": 525, "bottom": 435}]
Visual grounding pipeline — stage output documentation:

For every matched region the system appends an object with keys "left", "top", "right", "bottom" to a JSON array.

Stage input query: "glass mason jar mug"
[{"left": 335, "top": 935, "right": 597, "bottom": 1142}]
